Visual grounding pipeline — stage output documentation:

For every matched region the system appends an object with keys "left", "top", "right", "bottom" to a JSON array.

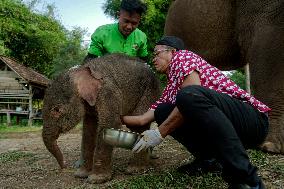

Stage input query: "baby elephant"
[{"left": 42, "top": 54, "right": 160, "bottom": 183}]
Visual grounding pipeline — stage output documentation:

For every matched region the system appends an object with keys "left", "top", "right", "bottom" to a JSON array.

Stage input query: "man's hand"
[{"left": 132, "top": 128, "right": 164, "bottom": 153}]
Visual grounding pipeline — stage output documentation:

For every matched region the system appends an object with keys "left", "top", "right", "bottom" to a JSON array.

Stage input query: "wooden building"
[{"left": 0, "top": 55, "right": 50, "bottom": 126}]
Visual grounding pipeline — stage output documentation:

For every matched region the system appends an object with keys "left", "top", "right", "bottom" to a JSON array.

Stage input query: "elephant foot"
[
  {"left": 86, "top": 172, "right": 112, "bottom": 184},
  {"left": 260, "top": 141, "right": 282, "bottom": 153},
  {"left": 74, "top": 167, "right": 91, "bottom": 178}
]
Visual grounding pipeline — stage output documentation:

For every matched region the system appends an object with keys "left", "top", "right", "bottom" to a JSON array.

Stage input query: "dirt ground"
[{"left": 0, "top": 129, "right": 283, "bottom": 189}]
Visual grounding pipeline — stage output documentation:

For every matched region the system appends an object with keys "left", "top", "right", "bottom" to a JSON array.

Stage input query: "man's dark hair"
[{"left": 120, "top": 0, "right": 147, "bottom": 15}]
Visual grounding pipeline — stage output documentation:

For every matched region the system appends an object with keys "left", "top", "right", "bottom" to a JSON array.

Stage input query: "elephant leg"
[
  {"left": 74, "top": 113, "right": 97, "bottom": 178},
  {"left": 248, "top": 23, "right": 284, "bottom": 153},
  {"left": 126, "top": 92, "right": 155, "bottom": 174},
  {"left": 87, "top": 101, "right": 121, "bottom": 184},
  {"left": 128, "top": 83, "right": 158, "bottom": 134},
  {"left": 87, "top": 139, "right": 113, "bottom": 184}
]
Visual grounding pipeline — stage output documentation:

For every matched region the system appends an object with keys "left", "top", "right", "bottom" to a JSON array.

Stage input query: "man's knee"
[
  {"left": 176, "top": 86, "right": 210, "bottom": 114},
  {"left": 176, "top": 86, "right": 204, "bottom": 105},
  {"left": 178, "top": 85, "right": 205, "bottom": 97}
]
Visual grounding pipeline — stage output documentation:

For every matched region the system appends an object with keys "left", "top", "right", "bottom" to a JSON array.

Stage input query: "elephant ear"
[
  {"left": 87, "top": 61, "right": 104, "bottom": 80},
  {"left": 73, "top": 67, "right": 103, "bottom": 106}
]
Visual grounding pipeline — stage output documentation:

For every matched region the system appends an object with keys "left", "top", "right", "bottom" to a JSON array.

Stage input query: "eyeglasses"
[{"left": 153, "top": 49, "right": 171, "bottom": 57}]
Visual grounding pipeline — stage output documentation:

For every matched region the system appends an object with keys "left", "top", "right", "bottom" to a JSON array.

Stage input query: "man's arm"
[
  {"left": 158, "top": 70, "right": 201, "bottom": 137},
  {"left": 122, "top": 109, "right": 155, "bottom": 127},
  {"left": 131, "top": 70, "right": 202, "bottom": 152},
  {"left": 181, "top": 70, "right": 201, "bottom": 87},
  {"left": 123, "top": 71, "right": 200, "bottom": 128},
  {"left": 158, "top": 107, "right": 184, "bottom": 138},
  {"left": 88, "top": 29, "right": 104, "bottom": 57},
  {"left": 137, "top": 32, "right": 148, "bottom": 61}
]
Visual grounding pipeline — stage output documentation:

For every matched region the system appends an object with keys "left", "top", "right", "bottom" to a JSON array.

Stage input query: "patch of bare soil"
[
  {"left": 0, "top": 130, "right": 191, "bottom": 189},
  {"left": 0, "top": 130, "right": 283, "bottom": 189}
]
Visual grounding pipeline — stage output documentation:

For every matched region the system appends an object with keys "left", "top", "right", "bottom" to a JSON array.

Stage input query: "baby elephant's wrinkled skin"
[{"left": 42, "top": 54, "right": 160, "bottom": 183}]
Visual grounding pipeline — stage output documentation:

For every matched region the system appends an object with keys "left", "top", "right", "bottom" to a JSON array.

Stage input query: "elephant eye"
[
  {"left": 54, "top": 107, "right": 60, "bottom": 112},
  {"left": 51, "top": 105, "right": 63, "bottom": 112},
  {"left": 50, "top": 105, "right": 64, "bottom": 118}
]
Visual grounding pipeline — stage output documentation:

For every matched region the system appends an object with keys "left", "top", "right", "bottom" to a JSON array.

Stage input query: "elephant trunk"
[{"left": 42, "top": 126, "right": 66, "bottom": 169}]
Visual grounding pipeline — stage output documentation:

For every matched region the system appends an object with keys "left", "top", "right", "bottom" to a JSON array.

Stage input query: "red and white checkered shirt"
[{"left": 151, "top": 50, "right": 271, "bottom": 113}]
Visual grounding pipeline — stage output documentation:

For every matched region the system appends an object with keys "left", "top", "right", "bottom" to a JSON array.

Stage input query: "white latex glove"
[{"left": 132, "top": 128, "right": 164, "bottom": 153}]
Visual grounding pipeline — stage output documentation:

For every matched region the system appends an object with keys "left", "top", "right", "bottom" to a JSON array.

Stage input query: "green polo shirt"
[{"left": 88, "top": 23, "right": 148, "bottom": 58}]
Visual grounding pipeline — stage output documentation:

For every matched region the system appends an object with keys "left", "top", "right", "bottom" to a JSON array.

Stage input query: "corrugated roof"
[{"left": 0, "top": 55, "right": 50, "bottom": 87}]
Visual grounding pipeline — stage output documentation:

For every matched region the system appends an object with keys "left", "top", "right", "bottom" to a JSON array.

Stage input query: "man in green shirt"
[
  {"left": 75, "top": 0, "right": 150, "bottom": 169},
  {"left": 86, "top": 0, "right": 148, "bottom": 61}
]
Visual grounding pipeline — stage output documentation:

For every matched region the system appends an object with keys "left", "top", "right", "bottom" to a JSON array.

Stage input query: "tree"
[
  {"left": 0, "top": 0, "right": 67, "bottom": 76},
  {"left": 0, "top": 40, "right": 10, "bottom": 55},
  {"left": 0, "top": 0, "right": 87, "bottom": 78},
  {"left": 51, "top": 27, "right": 88, "bottom": 78},
  {"left": 229, "top": 69, "right": 246, "bottom": 90}
]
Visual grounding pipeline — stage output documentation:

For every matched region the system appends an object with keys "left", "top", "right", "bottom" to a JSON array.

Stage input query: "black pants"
[{"left": 154, "top": 85, "right": 269, "bottom": 185}]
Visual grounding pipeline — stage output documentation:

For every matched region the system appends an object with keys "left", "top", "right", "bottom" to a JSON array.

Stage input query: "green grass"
[
  {"left": 0, "top": 151, "right": 35, "bottom": 163},
  {"left": 101, "top": 150, "right": 282, "bottom": 189},
  {"left": 0, "top": 122, "right": 82, "bottom": 136},
  {"left": 0, "top": 124, "right": 42, "bottom": 133},
  {"left": 104, "top": 171, "right": 226, "bottom": 189},
  {"left": 247, "top": 149, "right": 269, "bottom": 167}
]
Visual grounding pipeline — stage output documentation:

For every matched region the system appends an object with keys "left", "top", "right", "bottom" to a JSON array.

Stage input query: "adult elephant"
[
  {"left": 42, "top": 54, "right": 160, "bottom": 183},
  {"left": 164, "top": 0, "right": 284, "bottom": 153}
]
